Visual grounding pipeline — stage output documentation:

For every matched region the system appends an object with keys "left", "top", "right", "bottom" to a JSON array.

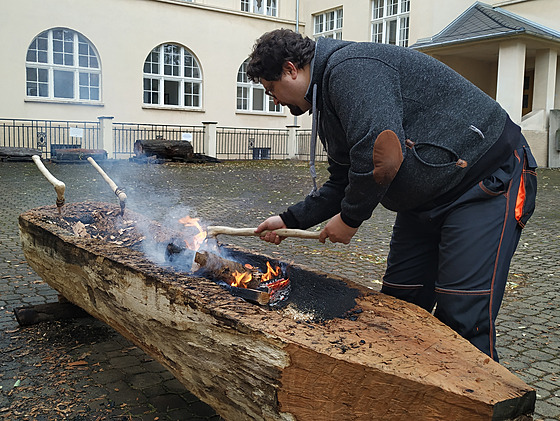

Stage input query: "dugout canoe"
[{"left": 18, "top": 202, "right": 536, "bottom": 421}]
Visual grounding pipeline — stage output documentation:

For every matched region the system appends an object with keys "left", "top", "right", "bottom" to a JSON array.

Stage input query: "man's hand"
[
  {"left": 255, "top": 215, "right": 287, "bottom": 245},
  {"left": 319, "top": 213, "right": 358, "bottom": 244}
]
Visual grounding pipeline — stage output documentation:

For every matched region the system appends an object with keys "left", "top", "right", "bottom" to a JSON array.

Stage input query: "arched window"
[
  {"left": 143, "top": 44, "right": 202, "bottom": 109},
  {"left": 236, "top": 60, "right": 281, "bottom": 114},
  {"left": 26, "top": 28, "right": 101, "bottom": 102}
]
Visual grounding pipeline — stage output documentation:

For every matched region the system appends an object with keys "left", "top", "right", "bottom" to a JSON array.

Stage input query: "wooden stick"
[
  {"left": 87, "top": 157, "right": 127, "bottom": 214},
  {"left": 207, "top": 226, "right": 320, "bottom": 240},
  {"left": 32, "top": 155, "right": 65, "bottom": 213}
]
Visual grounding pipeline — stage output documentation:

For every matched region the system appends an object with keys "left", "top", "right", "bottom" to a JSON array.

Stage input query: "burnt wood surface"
[
  {"left": 0, "top": 146, "right": 42, "bottom": 161},
  {"left": 51, "top": 148, "right": 108, "bottom": 162},
  {"left": 18, "top": 202, "right": 536, "bottom": 421},
  {"left": 14, "top": 301, "right": 90, "bottom": 326},
  {"left": 135, "top": 139, "right": 194, "bottom": 160}
]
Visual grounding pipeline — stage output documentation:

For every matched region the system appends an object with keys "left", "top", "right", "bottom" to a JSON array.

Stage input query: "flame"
[
  {"left": 262, "top": 261, "right": 281, "bottom": 282},
  {"left": 231, "top": 270, "right": 253, "bottom": 288},
  {"left": 178, "top": 215, "right": 207, "bottom": 250}
]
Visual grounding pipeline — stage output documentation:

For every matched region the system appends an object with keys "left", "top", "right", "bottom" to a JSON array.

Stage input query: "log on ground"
[
  {"left": 52, "top": 148, "right": 107, "bottom": 162},
  {"left": 14, "top": 301, "right": 90, "bottom": 326},
  {"left": 134, "top": 139, "right": 194, "bottom": 160},
  {"left": 18, "top": 202, "right": 536, "bottom": 421},
  {"left": 0, "top": 146, "right": 42, "bottom": 161}
]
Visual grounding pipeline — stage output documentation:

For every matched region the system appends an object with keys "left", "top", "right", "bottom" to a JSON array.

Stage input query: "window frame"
[
  {"left": 241, "top": 0, "right": 278, "bottom": 17},
  {"left": 313, "top": 8, "right": 344, "bottom": 40},
  {"left": 236, "top": 60, "right": 282, "bottom": 115},
  {"left": 142, "top": 43, "right": 203, "bottom": 110},
  {"left": 25, "top": 28, "right": 101, "bottom": 104},
  {"left": 371, "top": 0, "right": 410, "bottom": 47}
]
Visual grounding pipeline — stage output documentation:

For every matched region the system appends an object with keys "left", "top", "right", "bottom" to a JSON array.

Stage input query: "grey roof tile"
[{"left": 411, "top": 1, "right": 560, "bottom": 49}]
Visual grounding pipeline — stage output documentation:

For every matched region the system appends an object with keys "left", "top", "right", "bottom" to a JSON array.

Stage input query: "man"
[{"left": 247, "top": 29, "right": 537, "bottom": 361}]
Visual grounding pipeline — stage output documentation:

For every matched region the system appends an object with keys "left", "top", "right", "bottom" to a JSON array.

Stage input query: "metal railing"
[
  {"left": 216, "top": 127, "right": 289, "bottom": 160},
  {"left": 0, "top": 118, "right": 99, "bottom": 158},
  {"left": 296, "top": 129, "right": 328, "bottom": 162},
  {"left": 113, "top": 122, "right": 205, "bottom": 158},
  {"left": 0, "top": 118, "right": 327, "bottom": 162}
]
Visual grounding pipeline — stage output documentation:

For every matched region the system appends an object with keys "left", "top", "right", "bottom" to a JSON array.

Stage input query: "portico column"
[
  {"left": 286, "top": 125, "right": 299, "bottom": 159},
  {"left": 98, "top": 116, "right": 114, "bottom": 159},
  {"left": 202, "top": 121, "right": 217, "bottom": 158},
  {"left": 533, "top": 49, "right": 558, "bottom": 120},
  {"left": 496, "top": 41, "right": 526, "bottom": 124}
]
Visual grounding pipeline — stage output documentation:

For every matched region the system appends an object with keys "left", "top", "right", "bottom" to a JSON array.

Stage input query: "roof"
[{"left": 411, "top": 1, "right": 560, "bottom": 49}]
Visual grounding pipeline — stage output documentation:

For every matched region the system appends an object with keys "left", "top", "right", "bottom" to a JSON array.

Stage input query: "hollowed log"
[{"left": 18, "top": 202, "right": 535, "bottom": 421}]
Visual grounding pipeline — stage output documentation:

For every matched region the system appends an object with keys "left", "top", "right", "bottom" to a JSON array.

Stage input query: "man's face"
[{"left": 260, "top": 62, "right": 311, "bottom": 116}]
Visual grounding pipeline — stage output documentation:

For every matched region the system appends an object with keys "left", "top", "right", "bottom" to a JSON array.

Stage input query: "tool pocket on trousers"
[{"left": 515, "top": 146, "right": 538, "bottom": 228}]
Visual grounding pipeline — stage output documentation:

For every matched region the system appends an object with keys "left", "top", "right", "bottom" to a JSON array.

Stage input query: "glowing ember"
[
  {"left": 230, "top": 262, "right": 291, "bottom": 306},
  {"left": 178, "top": 215, "right": 207, "bottom": 250}
]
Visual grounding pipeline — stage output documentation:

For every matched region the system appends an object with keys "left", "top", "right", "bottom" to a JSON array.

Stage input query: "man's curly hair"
[{"left": 247, "top": 29, "right": 315, "bottom": 82}]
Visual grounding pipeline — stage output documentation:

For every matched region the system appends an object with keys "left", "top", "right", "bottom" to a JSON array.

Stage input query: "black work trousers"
[{"left": 381, "top": 139, "right": 537, "bottom": 361}]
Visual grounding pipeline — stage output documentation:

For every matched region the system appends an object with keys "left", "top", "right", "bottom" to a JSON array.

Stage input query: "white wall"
[{"left": 0, "top": 0, "right": 309, "bottom": 129}]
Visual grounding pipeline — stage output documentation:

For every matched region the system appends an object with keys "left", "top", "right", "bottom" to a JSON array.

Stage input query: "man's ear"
[{"left": 283, "top": 61, "right": 298, "bottom": 79}]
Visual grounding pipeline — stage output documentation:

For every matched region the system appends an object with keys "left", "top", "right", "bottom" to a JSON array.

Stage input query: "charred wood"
[
  {"left": 14, "top": 301, "right": 90, "bottom": 326},
  {"left": 134, "top": 139, "right": 194, "bottom": 161}
]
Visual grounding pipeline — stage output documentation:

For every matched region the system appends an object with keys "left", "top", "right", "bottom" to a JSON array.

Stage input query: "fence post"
[
  {"left": 98, "top": 116, "right": 115, "bottom": 159},
  {"left": 286, "top": 125, "right": 299, "bottom": 159},
  {"left": 202, "top": 121, "right": 217, "bottom": 158}
]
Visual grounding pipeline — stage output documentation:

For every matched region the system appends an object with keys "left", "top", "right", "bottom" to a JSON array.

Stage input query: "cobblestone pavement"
[{"left": 0, "top": 159, "right": 558, "bottom": 420}]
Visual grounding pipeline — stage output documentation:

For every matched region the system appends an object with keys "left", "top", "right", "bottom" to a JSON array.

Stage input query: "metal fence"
[
  {"left": 0, "top": 118, "right": 327, "bottom": 162},
  {"left": 0, "top": 118, "right": 99, "bottom": 158},
  {"left": 113, "top": 122, "right": 205, "bottom": 158},
  {"left": 216, "top": 127, "right": 290, "bottom": 160},
  {"left": 296, "top": 129, "right": 328, "bottom": 162}
]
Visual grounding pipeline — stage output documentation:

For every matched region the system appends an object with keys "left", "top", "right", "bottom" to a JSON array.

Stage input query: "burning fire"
[
  {"left": 176, "top": 214, "right": 290, "bottom": 305},
  {"left": 231, "top": 260, "right": 289, "bottom": 302},
  {"left": 262, "top": 261, "right": 281, "bottom": 282},
  {"left": 231, "top": 261, "right": 284, "bottom": 288},
  {"left": 231, "top": 270, "right": 253, "bottom": 288},
  {"left": 178, "top": 215, "right": 207, "bottom": 250}
]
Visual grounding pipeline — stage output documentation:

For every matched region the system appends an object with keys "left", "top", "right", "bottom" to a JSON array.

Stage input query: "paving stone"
[
  {"left": 0, "top": 161, "right": 558, "bottom": 420},
  {"left": 129, "top": 372, "right": 164, "bottom": 390},
  {"left": 109, "top": 355, "right": 143, "bottom": 369},
  {"left": 150, "top": 393, "right": 190, "bottom": 412}
]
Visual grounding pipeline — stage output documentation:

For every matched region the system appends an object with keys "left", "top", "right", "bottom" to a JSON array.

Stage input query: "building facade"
[{"left": 1, "top": 0, "right": 559, "bottom": 165}]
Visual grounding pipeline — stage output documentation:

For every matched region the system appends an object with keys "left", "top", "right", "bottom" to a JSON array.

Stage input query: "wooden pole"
[
  {"left": 87, "top": 157, "right": 127, "bottom": 215},
  {"left": 207, "top": 226, "right": 320, "bottom": 240},
  {"left": 32, "top": 155, "right": 65, "bottom": 214}
]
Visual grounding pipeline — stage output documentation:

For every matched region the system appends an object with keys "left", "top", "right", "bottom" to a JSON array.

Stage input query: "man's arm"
[
  {"left": 328, "top": 57, "right": 405, "bottom": 226},
  {"left": 279, "top": 157, "right": 349, "bottom": 229}
]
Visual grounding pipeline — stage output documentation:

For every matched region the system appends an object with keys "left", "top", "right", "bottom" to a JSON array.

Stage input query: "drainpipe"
[{"left": 294, "top": 0, "right": 300, "bottom": 126}]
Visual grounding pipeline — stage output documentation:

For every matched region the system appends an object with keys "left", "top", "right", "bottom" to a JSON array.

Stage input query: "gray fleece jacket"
[{"left": 281, "top": 37, "right": 521, "bottom": 230}]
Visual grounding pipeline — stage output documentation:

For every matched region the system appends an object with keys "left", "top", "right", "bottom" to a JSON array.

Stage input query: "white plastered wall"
[{"left": 0, "top": 0, "right": 309, "bottom": 129}]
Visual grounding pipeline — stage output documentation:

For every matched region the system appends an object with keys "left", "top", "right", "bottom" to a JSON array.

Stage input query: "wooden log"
[
  {"left": 0, "top": 146, "right": 42, "bottom": 161},
  {"left": 52, "top": 148, "right": 107, "bottom": 162},
  {"left": 18, "top": 202, "right": 536, "bottom": 421},
  {"left": 14, "top": 301, "right": 90, "bottom": 326},
  {"left": 134, "top": 139, "right": 194, "bottom": 160}
]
